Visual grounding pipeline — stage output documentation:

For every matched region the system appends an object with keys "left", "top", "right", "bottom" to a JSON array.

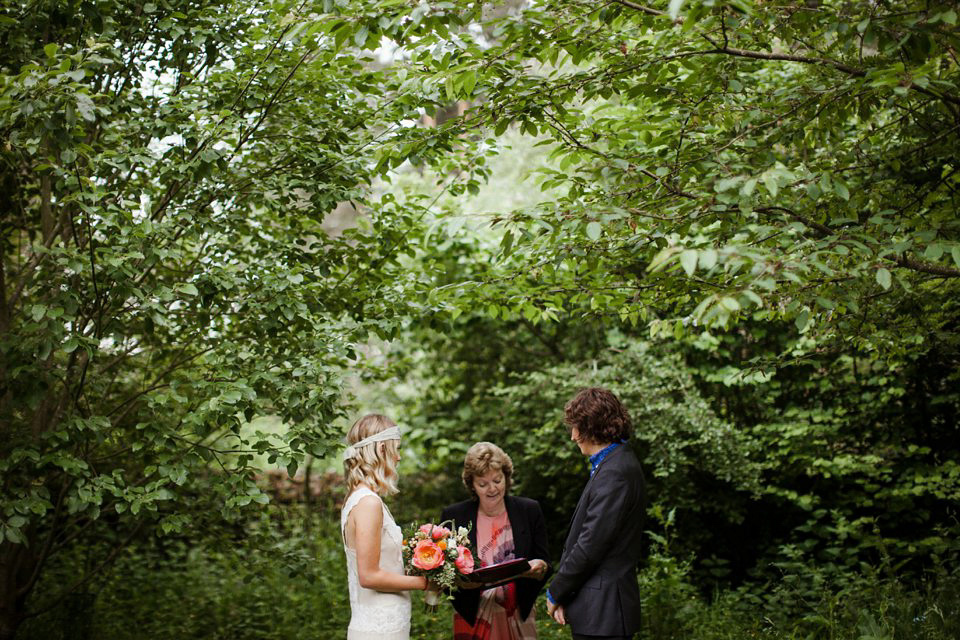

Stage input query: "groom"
[{"left": 546, "top": 387, "right": 646, "bottom": 640}]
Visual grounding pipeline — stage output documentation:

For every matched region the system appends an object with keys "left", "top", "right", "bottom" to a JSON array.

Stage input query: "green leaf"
[
  {"left": 44, "top": 43, "right": 57, "bottom": 58},
  {"left": 715, "top": 176, "right": 743, "bottom": 192},
  {"left": 795, "top": 308, "right": 810, "bottom": 332},
  {"left": 834, "top": 181, "right": 850, "bottom": 201},
  {"left": 445, "top": 75, "right": 457, "bottom": 101},
  {"left": 7, "top": 515, "right": 27, "bottom": 528},
  {"left": 354, "top": 25, "right": 369, "bottom": 47},
  {"left": 680, "top": 250, "right": 697, "bottom": 276},
  {"left": 719, "top": 297, "right": 740, "bottom": 313},
  {"left": 586, "top": 221, "right": 602, "bottom": 242},
  {"left": 178, "top": 283, "right": 199, "bottom": 296},
  {"left": 924, "top": 243, "right": 943, "bottom": 260},
  {"left": 743, "top": 290, "right": 763, "bottom": 307},
  {"left": 698, "top": 249, "right": 718, "bottom": 271},
  {"left": 500, "top": 231, "right": 515, "bottom": 258},
  {"left": 461, "top": 70, "right": 478, "bottom": 95},
  {"left": 648, "top": 247, "right": 678, "bottom": 272},
  {"left": 876, "top": 268, "right": 892, "bottom": 290},
  {"left": 952, "top": 246, "right": 960, "bottom": 268},
  {"left": 762, "top": 174, "right": 779, "bottom": 197},
  {"left": 668, "top": 0, "right": 686, "bottom": 19}
]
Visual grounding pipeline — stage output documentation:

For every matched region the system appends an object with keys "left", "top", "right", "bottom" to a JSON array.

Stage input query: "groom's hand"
[{"left": 546, "top": 601, "right": 566, "bottom": 625}]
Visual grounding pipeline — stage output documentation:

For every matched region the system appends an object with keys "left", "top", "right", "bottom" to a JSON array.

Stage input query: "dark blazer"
[
  {"left": 548, "top": 444, "right": 646, "bottom": 637},
  {"left": 441, "top": 494, "right": 551, "bottom": 626}
]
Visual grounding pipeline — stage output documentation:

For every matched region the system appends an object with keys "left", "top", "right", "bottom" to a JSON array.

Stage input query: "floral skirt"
[{"left": 453, "top": 582, "right": 536, "bottom": 640}]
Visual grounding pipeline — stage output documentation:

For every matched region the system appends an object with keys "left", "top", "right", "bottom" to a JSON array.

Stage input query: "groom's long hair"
[
  {"left": 344, "top": 414, "right": 400, "bottom": 496},
  {"left": 564, "top": 387, "right": 633, "bottom": 444}
]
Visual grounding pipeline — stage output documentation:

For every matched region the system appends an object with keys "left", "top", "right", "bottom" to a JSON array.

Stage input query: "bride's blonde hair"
[{"left": 344, "top": 414, "right": 400, "bottom": 496}]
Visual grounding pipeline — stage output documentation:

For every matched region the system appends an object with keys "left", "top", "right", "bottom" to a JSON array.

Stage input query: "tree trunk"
[
  {"left": 39, "top": 172, "right": 54, "bottom": 244},
  {"left": 303, "top": 454, "right": 314, "bottom": 537},
  {"left": 0, "top": 616, "right": 20, "bottom": 640},
  {"left": 0, "top": 543, "right": 27, "bottom": 640}
]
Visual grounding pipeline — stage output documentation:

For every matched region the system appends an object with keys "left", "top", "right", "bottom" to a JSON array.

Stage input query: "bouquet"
[{"left": 402, "top": 520, "right": 475, "bottom": 606}]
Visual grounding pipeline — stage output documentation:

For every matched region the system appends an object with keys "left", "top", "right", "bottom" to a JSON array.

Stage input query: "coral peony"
[
  {"left": 412, "top": 539, "right": 445, "bottom": 571},
  {"left": 454, "top": 546, "right": 475, "bottom": 574},
  {"left": 430, "top": 526, "right": 451, "bottom": 540}
]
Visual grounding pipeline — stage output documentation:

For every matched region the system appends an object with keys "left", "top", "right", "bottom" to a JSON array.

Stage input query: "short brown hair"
[
  {"left": 564, "top": 387, "right": 632, "bottom": 444},
  {"left": 462, "top": 442, "right": 513, "bottom": 499}
]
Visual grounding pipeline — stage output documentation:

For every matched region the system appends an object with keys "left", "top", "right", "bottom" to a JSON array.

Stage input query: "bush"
[{"left": 18, "top": 491, "right": 959, "bottom": 640}]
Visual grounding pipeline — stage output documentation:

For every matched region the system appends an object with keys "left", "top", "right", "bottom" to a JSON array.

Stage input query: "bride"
[{"left": 341, "top": 414, "right": 431, "bottom": 639}]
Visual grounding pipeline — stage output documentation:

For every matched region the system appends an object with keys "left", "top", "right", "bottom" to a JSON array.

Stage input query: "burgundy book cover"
[{"left": 468, "top": 558, "right": 531, "bottom": 584}]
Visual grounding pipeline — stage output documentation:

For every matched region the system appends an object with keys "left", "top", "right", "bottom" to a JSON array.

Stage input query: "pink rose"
[
  {"left": 455, "top": 546, "right": 474, "bottom": 574},
  {"left": 412, "top": 539, "right": 444, "bottom": 571},
  {"left": 431, "top": 526, "right": 451, "bottom": 540},
  {"left": 419, "top": 524, "right": 433, "bottom": 536}
]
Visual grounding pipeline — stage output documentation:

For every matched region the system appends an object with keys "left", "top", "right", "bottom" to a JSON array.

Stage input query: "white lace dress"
[{"left": 341, "top": 487, "right": 412, "bottom": 640}]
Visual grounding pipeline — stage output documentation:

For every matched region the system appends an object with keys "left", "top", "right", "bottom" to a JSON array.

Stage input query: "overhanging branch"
[
  {"left": 611, "top": 0, "right": 669, "bottom": 19},
  {"left": 756, "top": 206, "right": 960, "bottom": 278},
  {"left": 893, "top": 255, "right": 960, "bottom": 278}
]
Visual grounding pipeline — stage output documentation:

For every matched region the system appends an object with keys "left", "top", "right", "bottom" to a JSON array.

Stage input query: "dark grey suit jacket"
[{"left": 549, "top": 444, "right": 646, "bottom": 636}]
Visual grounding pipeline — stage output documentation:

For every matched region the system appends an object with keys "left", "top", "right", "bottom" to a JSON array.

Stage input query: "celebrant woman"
[
  {"left": 341, "top": 414, "right": 434, "bottom": 639},
  {"left": 441, "top": 442, "right": 551, "bottom": 640}
]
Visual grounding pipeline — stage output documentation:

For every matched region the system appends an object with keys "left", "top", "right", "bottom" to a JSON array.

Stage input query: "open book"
[{"left": 468, "top": 558, "right": 531, "bottom": 585}]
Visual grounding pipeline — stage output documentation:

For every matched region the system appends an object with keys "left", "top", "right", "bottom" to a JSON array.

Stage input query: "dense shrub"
[{"left": 18, "top": 498, "right": 960, "bottom": 640}]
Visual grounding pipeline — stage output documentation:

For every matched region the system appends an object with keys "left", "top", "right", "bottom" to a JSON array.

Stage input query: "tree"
[
  {"left": 419, "top": 0, "right": 959, "bottom": 365},
  {"left": 0, "top": 0, "right": 476, "bottom": 636},
  {"left": 393, "top": 0, "right": 960, "bottom": 582}
]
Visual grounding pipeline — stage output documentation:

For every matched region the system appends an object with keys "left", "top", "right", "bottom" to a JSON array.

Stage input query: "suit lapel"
[{"left": 564, "top": 446, "right": 627, "bottom": 547}]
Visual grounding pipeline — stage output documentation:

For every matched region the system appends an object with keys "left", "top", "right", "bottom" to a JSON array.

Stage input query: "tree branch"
[
  {"left": 21, "top": 521, "right": 146, "bottom": 620},
  {"left": 106, "top": 345, "right": 216, "bottom": 423},
  {"left": 755, "top": 206, "right": 834, "bottom": 237},
  {"left": 610, "top": 0, "right": 669, "bottom": 19},
  {"left": 711, "top": 45, "right": 864, "bottom": 76},
  {"left": 710, "top": 45, "right": 960, "bottom": 107},
  {"left": 892, "top": 255, "right": 960, "bottom": 278},
  {"left": 755, "top": 206, "right": 960, "bottom": 278}
]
